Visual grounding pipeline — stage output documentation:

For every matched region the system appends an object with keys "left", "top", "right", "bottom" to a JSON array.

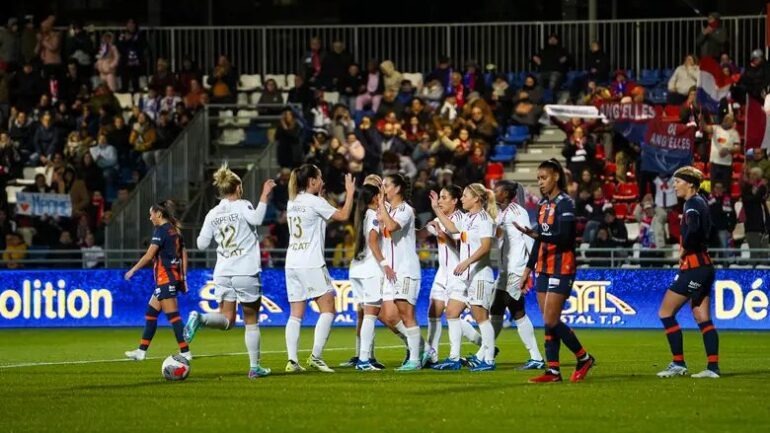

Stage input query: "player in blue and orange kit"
[
  {"left": 124, "top": 201, "right": 190, "bottom": 362},
  {"left": 514, "top": 159, "right": 595, "bottom": 383},
  {"left": 657, "top": 166, "right": 720, "bottom": 379}
]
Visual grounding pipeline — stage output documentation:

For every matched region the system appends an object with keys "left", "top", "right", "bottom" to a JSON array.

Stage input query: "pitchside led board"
[{"left": 0, "top": 269, "right": 769, "bottom": 329}]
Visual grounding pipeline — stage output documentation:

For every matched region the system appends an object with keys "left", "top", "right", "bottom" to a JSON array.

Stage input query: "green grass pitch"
[{"left": 1, "top": 327, "right": 769, "bottom": 433}]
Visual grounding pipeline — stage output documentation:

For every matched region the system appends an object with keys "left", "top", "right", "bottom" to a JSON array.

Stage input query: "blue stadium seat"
[
  {"left": 502, "top": 125, "right": 530, "bottom": 145},
  {"left": 506, "top": 72, "right": 517, "bottom": 87},
  {"left": 647, "top": 88, "right": 668, "bottom": 105},
  {"left": 484, "top": 72, "right": 494, "bottom": 87},
  {"left": 564, "top": 70, "right": 586, "bottom": 89},
  {"left": 637, "top": 69, "right": 660, "bottom": 87},
  {"left": 489, "top": 144, "right": 517, "bottom": 162}
]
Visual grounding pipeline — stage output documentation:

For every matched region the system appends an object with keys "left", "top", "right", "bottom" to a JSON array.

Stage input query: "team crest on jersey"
[
  {"left": 372, "top": 219, "right": 379, "bottom": 226},
  {"left": 383, "top": 227, "right": 391, "bottom": 238},
  {"left": 460, "top": 231, "right": 468, "bottom": 243}
]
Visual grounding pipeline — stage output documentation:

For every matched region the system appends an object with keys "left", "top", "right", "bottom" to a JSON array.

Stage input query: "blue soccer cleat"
[
  {"left": 518, "top": 359, "right": 546, "bottom": 370},
  {"left": 370, "top": 358, "right": 386, "bottom": 369},
  {"left": 395, "top": 360, "right": 422, "bottom": 371},
  {"left": 463, "top": 354, "right": 482, "bottom": 368},
  {"left": 355, "top": 359, "right": 383, "bottom": 371},
  {"left": 469, "top": 360, "right": 496, "bottom": 372},
  {"left": 248, "top": 365, "right": 271, "bottom": 379},
  {"left": 431, "top": 358, "right": 462, "bottom": 371},
  {"left": 183, "top": 311, "right": 202, "bottom": 343}
]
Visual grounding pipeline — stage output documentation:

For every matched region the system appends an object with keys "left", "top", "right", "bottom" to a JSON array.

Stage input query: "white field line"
[{"left": 0, "top": 343, "right": 452, "bottom": 370}]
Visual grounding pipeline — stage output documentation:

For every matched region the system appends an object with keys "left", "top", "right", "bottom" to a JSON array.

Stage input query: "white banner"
[
  {"left": 545, "top": 104, "right": 606, "bottom": 120},
  {"left": 15, "top": 192, "right": 72, "bottom": 217}
]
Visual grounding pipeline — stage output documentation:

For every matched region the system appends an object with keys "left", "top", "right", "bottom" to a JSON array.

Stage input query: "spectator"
[
  {"left": 0, "top": 18, "right": 21, "bottom": 71},
  {"left": 637, "top": 202, "right": 664, "bottom": 266},
  {"left": 357, "top": 116, "right": 382, "bottom": 174},
  {"left": 80, "top": 152, "right": 104, "bottom": 193},
  {"left": 81, "top": 232, "right": 104, "bottom": 269},
  {"left": 396, "top": 79, "right": 415, "bottom": 106},
  {"left": 532, "top": 32, "right": 570, "bottom": 94},
  {"left": 301, "top": 36, "right": 324, "bottom": 88},
  {"left": 89, "top": 83, "right": 121, "bottom": 117},
  {"left": 406, "top": 97, "right": 430, "bottom": 126},
  {"left": 0, "top": 67, "right": 9, "bottom": 125},
  {"left": 421, "top": 77, "right": 444, "bottom": 110},
  {"left": 550, "top": 115, "right": 598, "bottom": 136},
  {"left": 183, "top": 78, "right": 206, "bottom": 111},
  {"left": 287, "top": 74, "right": 315, "bottom": 119},
  {"left": 129, "top": 112, "right": 157, "bottom": 166},
  {"left": 463, "top": 60, "right": 486, "bottom": 96},
  {"left": 321, "top": 39, "right": 352, "bottom": 90},
  {"left": 602, "top": 207, "right": 629, "bottom": 246},
  {"left": 61, "top": 60, "right": 89, "bottom": 105},
  {"left": 586, "top": 41, "right": 611, "bottom": 84},
  {"left": 679, "top": 86, "right": 701, "bottom": 124},
  {"left": 63, "top": 131, "right": 89, "bottom": 165},
  {"left": 668, "top": 54, "right": 699, "bottom": 105},
  {"left": 746, "top": 148, "right": 770, "bottom": 182},
  {"left": 90, "top": 132, "right": 118, "bottom": 195},
  {"left": 207, "top": 55, "right": 237, "bottom": 104},
  {"left": 36, "top": 15, "right": 62, "bottom": 80},
  {"left": 54, "top": 166, "right": 90, "bottom": 215},
  {"left": 20, "top": 16, "right": 36, "bottom": 65},
  {"left": 275, "top": 109, "right": 304, "bottom": 169},
  {"left": 0, "top": 209, "right": 17, "bottom": 251},
  {"left": 331, "top": 225, "right": 355, "bottom": 267},
  {"left": 489, "top": 74, "right": 514, "bottom": 123},
  {"left": 64, "top": 21, "right": 94, "bottom": 78},
  {"left": 10, "top": 110, "right": 32, "bottom": 162},
  {"left": 329, "top": 104, "right": 355, "bottom": 144},
  {"left": 427, "top": 55, "right": 453, "bottom": 94},
  {"left": 577, "top": 168, "right": 601, "bottom": 201},
  {"left": 355, "top": 59, "right": 384, "bottom": 112},
  {"left": 31, "top": 112, "right": 58, "bottom": 166},
  {"left": 707, "top": 181, "right": 736, "bottom": 255},
  {"left": 740, "top": 49, "right": 770, "bottom": 102},
  {"left": 438, "top": 95, "right": 458, "bottom": 122},
  {"left": 375, "top": 89, "right": 404, "bottom": 120},
  {"left": 52, "top": 231, "right": 81, "bottom": 268},
  {"left": 149, "top": 57, "right": 177, "bottom": 94},
  {"left": 458, "top": 101, "right": 497, "bottom": 144},
  {"left": 379, "top": 60, "right": 403, "bottom": 94},
  {"left": 609, "top": 70, "right": 635, "bottom": 100},
  {"left": 697, "top": 12, "right": 727, "bottom": 59},
  {"left": 447, "top": 71, "right": 466, "bottom": 109},
  {"left": 139, "top": 87, "right": 160, "bottom": 120},
  {"left": 95, "top": 32, "right": 120, "bottom": 91},
  {"left": 579, "top": 185, "right": 608, "bottom": 243},
  {"left": 11, "top": 62, "right": 44, "bottom": 113},
  {"left": 562, "top": 126, "right": 595, "bottom": 177},
  {"left": 453, "top": 141, "right": 486, "bottom": 185},
  {"left": 741, "top": 167, "right": 770, "bottom": 258},
  {"left": 258, "top": 78, "right": 283, "bottom": 106},
  {"left": 153, "top": 109, "right": 178, "bottom": 151},
  {"left": 25, "top": 173, "right": 51, "bottom": 193},
  {"left": 0, "top": 132, "right": 20, "bottom": 185},
  {"left": 511, "top": 74, "right": 544, "bottom": 135},
  {"left": 159, "top": 85, "right": 181, "bottom": 113},
  {"left": 177, "top": 56, "right": 201, "bottom": 95},
  {"left": 116, "top": 19, "right": 145, "bottom": 93},
  {"left": 338, "top": 63, "right": 363, "bottom": 111},
  {"left": 3, "top": 232, "right": 27, "bottom": 269},
  {"left": 377, "top": 121, "right": 409, "bottom": 155},
  {"left": 586, "top": 226, "right": 614, "bottom": 267},
  {"left": 704, "top": 113, "right": 740, "bottom": 188}
]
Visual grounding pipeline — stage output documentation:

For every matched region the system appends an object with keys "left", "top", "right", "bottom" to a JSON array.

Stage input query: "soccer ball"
[{"left": 161, "top": 355, "right": 190, "bottom": 381}]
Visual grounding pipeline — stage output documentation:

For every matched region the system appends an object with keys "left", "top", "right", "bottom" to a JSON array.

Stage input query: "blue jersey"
[
  {"left": 151, "top": 222, "right": 185, "bottom": 286},
  {"left": 679, "top": 194, "right": 713, "bottom": 270}
]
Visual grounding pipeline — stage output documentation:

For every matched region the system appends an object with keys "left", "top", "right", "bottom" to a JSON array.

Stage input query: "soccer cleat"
[
  {"left": 395, "top": 360, "right": 422, "bottom": 371},
  {"left": 370, "top": 358, "right": 386, "bottom": 370},
  {"left": 402, "top": 349, "right": 410, "bottom": 366},
  {"left": 183, "top": 311, "right": 201, "bottom": 343},
  {"left": 518, "top": 359, "right": 546, "bottom": 370},
  {"left": 307, "top": 355, "right": 335, "bottom": 373},
  {"left": 691, "top": 369, "right": 720, "bottom": 379},
  {"left": 248, "top": 366, "right": 271, "bottom": 379},
  {"left": 421, "top": 348, "right": 437, "bottom": 367},
  {"left": 494, "top": 347, "right": 500, "bottom": 358},
  {"left": 464, "top": 354, "right": 482, "bottom": 368},
  {"left": 570, "top": 355, "right": 595, "bottom": 382},
  {"left": 338, "top": 356, "right": 359, "bottom": 367},
  {"left": 179, "top": 351, "right": 193, "bottom": 362},
  {"left": 124, "top": 349, "right": 146, "bottom": 361},
  {"left": 285, "top": 360, "right": 306, "bottom": 373},
  {"left": 656, "top": 362, "right": 688, "bottom": 378},
  {"left": 431, "top": 358, "right": 462, "bottom": 371},
  {"left": 355, "top": 360, "right": 383, "bottom": 371},
  {"left": 529, "top": 370, "right": 563, "bottom": 383},
  {"left": 469, "top": 360, "right": 496, "bottom": 372}
]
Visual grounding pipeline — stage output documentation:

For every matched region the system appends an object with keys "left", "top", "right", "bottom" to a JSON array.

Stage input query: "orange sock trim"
[{"left": 665, "top": 325, "right": 681, "bottom": 334}]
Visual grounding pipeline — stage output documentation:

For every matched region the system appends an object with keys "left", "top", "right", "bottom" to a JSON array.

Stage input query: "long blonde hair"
[
  {"left": 466, "top": 183, "right": 498, "bottom": 219},
  {"left": 212, "top": 163, "right": 241, "bottom": 197}
]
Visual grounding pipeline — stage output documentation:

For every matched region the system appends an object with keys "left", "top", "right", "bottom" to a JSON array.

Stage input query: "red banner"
[{"left": 598, "top": 103, "right": 656, "bottom": 122}]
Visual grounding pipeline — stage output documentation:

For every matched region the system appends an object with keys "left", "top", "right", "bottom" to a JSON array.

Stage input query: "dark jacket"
[
  {"left": 586, "top": 49, "right": 611, "bottom": 83},
  {"left": 64, "top": 31, "right": 94, "bottom": 66},
  {"left": 339, "top": 72, "right": 365, "bottom": 97},
  {"left": 375, "top": 98, "right": 405, "bottom": 120},
  {"left": 12, "top": 69, "right": 44, "bottom": 112},
  {"left": 117, "top": 30, "right": 146, "bottom": 68},
  {"left": 276, "top": 122, "right": 304, "bottom": 169},
  {"left": 739, "top": 61, "right": 770, "bottom": 102},
  {"left": 697, "top": 26, "right": 728, "bottom": 59},
  {"left": 321, "top": 50, "right": 353, "bottom": 90},
  {"left": 32, "top": 123, "right": 59, "bottom": 158},
  {"left": 360, "top": 128, "right": 383, "bottom": 174},
  {"left": 708, "top": 194, "right": 736, "bottom": 233},
  {"left": 535, "top": 44, "right": 570, "bottom": 74},
  {"left": 741, "top": 182, "right": 770, "bottom": 234}
]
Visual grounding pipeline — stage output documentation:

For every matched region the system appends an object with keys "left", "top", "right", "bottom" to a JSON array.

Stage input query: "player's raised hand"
[
  {"left": 344, "top": 173, "right": 355, "bottom": 196},
  {"left": 260, "top": 179, "right": 276, "bottom": 201},
  {"left": 513, "top": 221, "right": 539, "bottom": 239},
  {"left": 429, "top": 190, "right": 440, "bottom": 211}
]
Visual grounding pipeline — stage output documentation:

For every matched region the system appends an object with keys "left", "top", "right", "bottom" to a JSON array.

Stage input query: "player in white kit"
[
  {"left": 378, "top": 173, "right": 425, "bottom": 371},
  {"left": 284, "top": 164, "right": 355, "bottom": 373},
  {"left": 491, "top": 180, "right": 545, "bottom": 370},
  {"left": 429, "top": 183, "right": 499, "bottom": 371},
  {"left": 184, "top": 164, "right": 274, "bottom": 379},
  {"left": 424, "top": 185, "right": 483, "bottom": 365}
]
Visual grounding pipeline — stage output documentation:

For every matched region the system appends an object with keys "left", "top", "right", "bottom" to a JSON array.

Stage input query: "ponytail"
[
  {"left": 495, "top": 180, "right": 523, "bottom": 205},
  {"left": 288, "top": 169, "right": 298, "bottom": 200},
  {"left": 353, "top": 184, "right": 380, "bottom": 259},
  {"left": 289, "top": 164, "right": 320, "bottom": 200},
  {"left": 539, "top": 158, "right": 567, "bottom": 192},
  {"left": 484, "top": 188, "right": 499, "bottom": 219},
  {"left": 212, "top": 163, "right": 241, "bottom": 197},
  {"left": 466, "top": 183, "right": 498, "bottom": 219},
  {"left": 151, "top": 200, "right": 182, "bottom": 234}
]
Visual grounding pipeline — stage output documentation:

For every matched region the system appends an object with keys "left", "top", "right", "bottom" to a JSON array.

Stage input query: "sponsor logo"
[
  {"left": 0, "top": 279, "right": 112, "bottom": 320},
  {"left": 715, "top": 278, "right": 769, "bottom": 321},
  {"left": 562, "top": 280, "right": 636, "bottom": 326}
]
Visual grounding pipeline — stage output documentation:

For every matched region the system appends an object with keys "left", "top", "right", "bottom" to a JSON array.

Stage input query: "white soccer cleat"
[
  {"left": 125, "top": 349, "right": 146, "bottom": 361},
  {"left": 656, "top": 362, "right": 688, "bottom": 378},
  {"left": 307, "top": 355, "right": 335, "bottom": 373},
  {"left": 285, "top": 360, "right": 306, "bottom": 373},
  {"left": 179, "top": 351, "right": 193, "bottom": 362},
  {"left": 691, "top": 369, "right": 720, "bottom": 379}
]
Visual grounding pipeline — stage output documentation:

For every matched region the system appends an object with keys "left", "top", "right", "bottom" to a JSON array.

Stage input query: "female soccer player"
[
  {"left": 124, "top": 201, "right": 190, "bottom": 362},
  {"left": 378, "top": 173, "right": 425, "bottom": 371},
  {"left": 657, "top": 166, "right": 720, "bottom": 379},
  {"left": 284, "top": 164, "right": 355, "bottom": 373},
  {"left": 424, "top": 185, "right": 483, "bottom": 364},
  {"left": 183, "top": 164, "right": 274, "bottom": 379},
  {"left": 492, "top": 180, "right": 544, "bottom": 370},
  {"left": 429, "top": 183, "right": 498, "bottom": 371},
  {"left": 516, "top": 159, "right": 595, "bottom": 383}
]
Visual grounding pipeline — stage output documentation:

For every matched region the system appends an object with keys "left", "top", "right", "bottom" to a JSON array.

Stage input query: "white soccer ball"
[{"left": 161, "top": 355, "right": 190, "bottom": 381}]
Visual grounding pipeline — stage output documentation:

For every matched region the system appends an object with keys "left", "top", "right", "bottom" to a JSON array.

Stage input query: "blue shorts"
[
  {"left": 153, "top": 282, "right": 184, "bottom": 300},
  {"left": 535, "top": 273, "right": 574, "bottom": 296},
  {"left": 668, "top": 266, "right": 715, "bottom": 302}
]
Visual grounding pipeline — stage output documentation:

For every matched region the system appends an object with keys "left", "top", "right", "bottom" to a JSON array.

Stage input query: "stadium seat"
[
  {"left": 615, "top": 182, "right": 639, "bottom": 201},
  {"left": 217, "top": 110, "right": 235, "bottom": 127},
  {"left": 281, "top": 92, "right": 289, "bottom": 104},
  {"left": 506, "top": 72, "right": 517, "bottom": 87},
  {"left": 637, "top": 69, "right": 660, "bottom": 87},
  {"left": 249, "top": 92, "right": 262, "bottom": 105},
  {"left": 625, "top": 222, "right": 640, "bottom": 242},
  {"left": 234, "top": 110, "right": 258, "bottom": 127},
  {"left": 217, "top": 128, "right": 245, "bottom": 146},
  {"left": 501, "top": 125, "right": 530, "bottom": 145},
  {"left": 202, "top": 75, "right": 211, "bottom": 89},
  {"left": 114, "top": 93, "right": 133, "bottom": 110},
  {"left": 648, "top": 88, "right": 668, "bottom": 105},
  {"left": 285, "top": 74, "right": 296, "bottom": 89},
  {"left": 323, "top": 91, "right": 340, "bottom": 105},
  {"left": 138, "top": 75, "right": 148, "bottom": 91},
  {"left": 238, "top": 74, "right": 262, "bottom": 92},
  {"left": 402, "top": 72, "right": 424, "bottom": 91},
  {"left": 4, "top": 185, "right": 25, "bottom": 204},
  {"left": 662, "top": 104, "right": 680, "bottom": 122},
  {"left": 489, "top": 144, "right": 517, "bottom": 163},
  {"left": 237, "top": 92, "right": 249, "bottom": 106},
  {"left": 484, "top": 162, "right": 505, "bottom": 187},
  {"left": 132, "top": 92, "right": 144, "bottom": 107}
]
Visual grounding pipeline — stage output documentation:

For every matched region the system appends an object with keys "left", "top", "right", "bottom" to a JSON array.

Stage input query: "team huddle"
[{"left": 122, "top": 159, "right": 721, "bottom": 382}]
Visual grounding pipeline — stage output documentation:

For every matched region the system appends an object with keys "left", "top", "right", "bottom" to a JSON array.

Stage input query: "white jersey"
[
  {"left": 285, "top": 192, "right": 337, "bottom": 269},
  {"left": 427, "top": 210, "right": 463, "bottom": 285},
  {"left": 197, "top": 198, "right": 266, "bottom": 277},
  {"left": 349, "top": 209, "right": 383, "bottom": 279},
  {"left": 496, "top": 202, "right": 534, "bottom": 275},
  {"left": 382, "top": 202, "right": 421, "bottom": 279},
  {"left": 456, "top": 210, "right": 495, "bottom": 282}
]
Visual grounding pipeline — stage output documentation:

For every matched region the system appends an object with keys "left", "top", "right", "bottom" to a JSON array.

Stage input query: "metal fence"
[
  {"left": 105, "top": 112, "right": 209, "bottom": 251},
  {"left": 88, "top": 15, "right": 766, "bottom": 78}
]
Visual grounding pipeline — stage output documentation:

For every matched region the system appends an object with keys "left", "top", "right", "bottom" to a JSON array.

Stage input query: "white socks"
[
  {"left": 245, "top": 323, "right": 261, "bottom": 368},
  {"left": 447, "top": 318, "right": 462, "bottom": 360},
  {"left": 394, "top": 320, "right": 410, "bottom": 347},
  {"left": 405, "top": 326, "right": 422, "bottom": 362},
  {"left": 355, "top": 334, "right": 361, "bottom": 358},
  {"left": 285, "top": 316, "right": 301, "bottom": 362},
  {"left": 461, "top": 319, "right": 482, "bottom": 346},
  {"left": 491, "top": 315, "right": 505, "bottom": 338},
  {"left": 312, "top": 312, "right": 334, "bottom": 359},
  {"left": 515, "top": 316, "right": 543, "bottom": 361},
  {"left": 201, "top": 313, "right": 230, "bottom": 330},
  {"left": 427, "top": 317, "right": 442, "bottom": 353},
  {"left": 478, "top": 320, "right": 496, "bottom": 362},
  {"left": 359, "top": 314, "right": 377, "bottom": 362}
]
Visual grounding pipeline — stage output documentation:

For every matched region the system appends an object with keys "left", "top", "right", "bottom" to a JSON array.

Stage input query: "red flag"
[{"left": 744, "top": 95, "right": 770, "bottom": 151}]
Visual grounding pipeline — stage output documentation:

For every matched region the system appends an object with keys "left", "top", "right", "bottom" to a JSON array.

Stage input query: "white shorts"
[
  {"left": 285, "top": 267, "right": 334, "bottom": 303},
  {"left": 429, "top": 278, "right": 449, "bottom": 303},
  {"left": 495, "top": 272, "right": 523, "bottom": 300},
  {"left": 350, "top": 276, "right": 383, "bottom": 306},
  {"left": 214, "top": 274, "right": 262, "bottom": 304},
  {"left": 382, "top": 277, "right": 421, "bottom": 305},
  {"left": 449, "top": 278, "right": 495, "bottom": 309}
]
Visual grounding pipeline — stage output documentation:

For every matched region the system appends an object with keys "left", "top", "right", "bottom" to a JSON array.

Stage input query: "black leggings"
[{"left": 490, "top": 290, "right": 526, "bottom": 320}]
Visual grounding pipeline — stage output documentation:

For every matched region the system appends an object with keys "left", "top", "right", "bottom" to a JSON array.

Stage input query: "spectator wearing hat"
[
  {"left": 698, "top": 12, "right": 727, "bottom": 59},
  {"left": 0, "top": 18, "right": 21, "bottom": 71},
  {"left": 531, "top": 33, "right": 570, "bottom": 94},
  {"left": 739, "top": 49, "right": 770, "bottom": 102}
]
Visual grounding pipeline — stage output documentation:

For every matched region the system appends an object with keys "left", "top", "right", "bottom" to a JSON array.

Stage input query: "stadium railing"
[
  {"left": 3, "top": 247, "right": 770, "bottom": 269},
  {"left": 83, "top": 16, "right": 764, "bottom": 79}
]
